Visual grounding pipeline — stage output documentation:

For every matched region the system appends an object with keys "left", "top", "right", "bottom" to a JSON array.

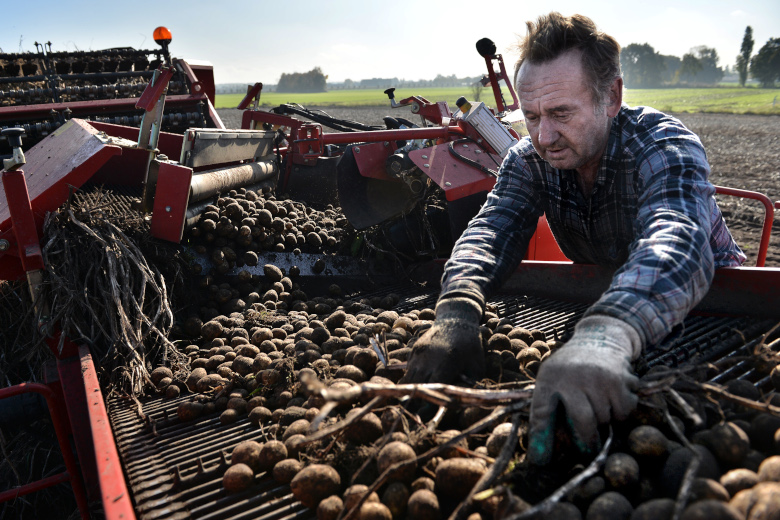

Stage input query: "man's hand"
[
  {"left": 399, "top": 297, "right": 485, "bottom": 385},
  {"left": 528, "top": 315, "right": 642, "bottom": 465}
]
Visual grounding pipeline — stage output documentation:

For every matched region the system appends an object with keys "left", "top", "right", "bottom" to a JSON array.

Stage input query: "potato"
[
  {"left": 680, "top": 499, "right": 742, "bottom": 520},
  {"left": 231, "top": 441, "right": 263, "bottom": 472},
  {"left": 603, "top": 453, "right": 639, "bottom": 491},
  {"left": 757, "top": 455, "right": 780, "bottom": 482},
  {"left": 258, "top": 440, "right": 288, "bottom": 472},
  {"left": 411, "top": 477, "right": 435, "bottom": 493},
  {"left": 585, "top": 491, "right": 632, "bottom": 520},
  {"left": 290, "top": 464, "right": 342, "bottom": 508},
  {"left": 177, "top": 401, "right": 204, "bottom": 422},
  {"left": 720, "top": 468, "right": 759, "bottom": 497},
  {"left": 343, "top": 484, "right": 380, "bottom": 511},
  {"left": 407, "top": 489, "right": 439, "bottom": 520},
  {"left": 220, "top": 408, "right": 240, "bottom": 425},
  {"left": 748, "top": 413, "right": 780, "bottom": 453},
  {"left": 151, "top": 366, "right": 173, "bottom": 385},
  {"left": 628, "top": 425, "right": 669, "bottom": 459},
  {"left": 544, "top": 504, "right": 580, "bottom": 520},
  {"left": 285, "top": 434, "right": 307, "bottom": 459},
  {"left": 485, "top": 422, "right": 521, "bottom": 458},
  {"left": 272, "top": 458, "right": 303, "bottom": 484},
  {"left": 165, "top": 384, "right": 181, "bottom": 399},
  {"left": 223, "top": 463, "right": 254, "bottom": 493},
  {"left": 688, "top": 478, "right": 730, "bottom": 503},
  {"left": 377, "top": 442, "right": 417, "bottom": 482},
  {"left": 631, "top": 498, "right": 674, "bottom": 520},
  {"left": 730, "top": 481, "right": 780, "bottom": 519},
  {"left": 381, "top": 482, "right": 409, "bottom": 519},
  {"left": 317, "top": 495, "right": 343, "bottom": 520},
  {"left": 697, "top": 423, "right": 750, "bottom": 468},
  {"left": 185, "top": 367, "right": 208, "bottom": 392},
  {"left": 248, "top": 406, "right": 272, "bottom": 426},
  {"left": 283, "top": 419, "right": 312, "bottom": 440},
  {"left": 434, "top": 458, "right": 487, "bottom": 500},
  {"left": 358, "top": 502, "right": 392, "bottom": 520},
  {"left": 434, "top": 430, "right": 469, "bottom": 459},
  {"left": 661, "top": 446, "right": 721, "bottom": 497},
  {"left": 344, "top": 411, "right": 384, "bottom": 445}
]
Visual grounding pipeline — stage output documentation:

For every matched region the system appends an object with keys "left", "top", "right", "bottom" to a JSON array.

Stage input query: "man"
[{"left": 399, "top": 12, "right": 745, "bottom": 465}]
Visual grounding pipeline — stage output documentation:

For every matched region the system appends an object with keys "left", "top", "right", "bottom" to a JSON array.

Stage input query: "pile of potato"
[
  {"left": 158, "top": 189, "right": 780, "bottom": 520},
  {"left": 161, "top": 275, "right": 780, "bottom": 520}
]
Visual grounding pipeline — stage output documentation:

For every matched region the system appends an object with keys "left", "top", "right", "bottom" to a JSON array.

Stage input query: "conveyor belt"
[{"left": 108, "top": 284, "right": 779, "bottom": 519}]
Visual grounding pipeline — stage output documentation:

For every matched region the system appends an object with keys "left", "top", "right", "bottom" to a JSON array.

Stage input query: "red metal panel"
[
  {"left": 151, "top": 162, "right": 193, "bottom": 243},
  {"left": 237, "top": 83, "right": 264, "bottom": 110},
  {"left": 715, "top": 185, "right": 774, "bottom": 267},
  {"left": 408, "top": 143, "right": 496, "bottom": 200},
  {"left": 1, "top": 168, "right": 44, "bottom": 272},
  {"left": 498, "top": 262, "right": 780, "bottom": 318},
  {"left": 186, "top": 62, "right": 218, "bottom": 104},
  {"left": 77, "top": 344, "right": 135, "bottom": 520},
  {"left": 88, "top": 121, "right": 184, "bottom": 159},
  {"left": 135, "top": 67, "right": 175, "bottom": 111},
  {"left": 58, "top": 343, "right": 135, "bottom": 519},
  {"left": 322, "top": 126, "right": 464, "bottom": 145},
  {"left": 352, "top": 141, "right": 395, "bottom": 179},
  {"left": 0, "top": 119, "right": 121, "bottom": 280}
]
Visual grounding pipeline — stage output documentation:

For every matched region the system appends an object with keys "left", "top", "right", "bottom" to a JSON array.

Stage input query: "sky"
[{"left": 2, "top": 0, "right": 779, "bottom": 85}]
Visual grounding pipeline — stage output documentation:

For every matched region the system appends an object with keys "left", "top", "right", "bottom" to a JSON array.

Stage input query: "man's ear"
[{"left": 606, "top": 77, "right": 623, "bottom": 118}]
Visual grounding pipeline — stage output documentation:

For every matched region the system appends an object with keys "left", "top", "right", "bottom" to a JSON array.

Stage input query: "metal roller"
[{"left": 189, "top": 159, "right": 278, "bottom": 203}]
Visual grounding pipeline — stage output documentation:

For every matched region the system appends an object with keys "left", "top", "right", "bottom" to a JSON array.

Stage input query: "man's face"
[{"left": 517, "top": 50, "right": 621, "bottom": 175}]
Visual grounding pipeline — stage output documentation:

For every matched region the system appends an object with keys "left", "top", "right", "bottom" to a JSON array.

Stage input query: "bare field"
[{"left": 217, "top": 108, "right": 780, "bottom": 267}]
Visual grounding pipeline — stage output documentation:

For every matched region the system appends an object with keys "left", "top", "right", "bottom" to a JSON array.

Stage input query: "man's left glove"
[
  {"left": 398, "top": 296, "right": 485, "bottom": 385},
  {"left": 527, "top": 315, "right": 642, "bottom": 465}
]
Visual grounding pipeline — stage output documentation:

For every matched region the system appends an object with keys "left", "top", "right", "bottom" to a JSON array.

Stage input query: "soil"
[{"left": 217, "top": 107, "right": 780, "bottom": 267}]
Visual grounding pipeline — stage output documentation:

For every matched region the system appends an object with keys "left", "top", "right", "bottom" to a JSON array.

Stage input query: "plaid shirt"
[{"left": 441, "top": 105, "right": 746, "bottom": 348}]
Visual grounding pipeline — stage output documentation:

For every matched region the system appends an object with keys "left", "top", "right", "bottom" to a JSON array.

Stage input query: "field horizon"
[{"left": 216, "top": 86, "right": 780, "bottom": 115}]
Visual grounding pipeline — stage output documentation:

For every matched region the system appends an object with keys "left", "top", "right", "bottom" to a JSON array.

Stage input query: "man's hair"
[{"left": 515, "top": 12, "right": 621, "bottom": 106}]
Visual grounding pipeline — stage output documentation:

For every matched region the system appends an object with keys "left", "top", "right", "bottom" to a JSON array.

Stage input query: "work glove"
[
  {"left": 399, "top": 296, "right": 485, "bottom": 385},
  {"left": 528, "top": 315, "right": 642, "bottom": 465}
]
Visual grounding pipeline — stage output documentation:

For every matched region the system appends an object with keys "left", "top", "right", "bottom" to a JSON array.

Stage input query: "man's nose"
[{"left": 537, "top": 118, "right": 558, "bottom": 147}]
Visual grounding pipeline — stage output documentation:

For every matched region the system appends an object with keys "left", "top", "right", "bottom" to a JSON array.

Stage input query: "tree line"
[
  {"left": 621, "top": 27, "right": 780, "bottom": 88},
  {"left": 274, "top": 27, "right": 780, "bottom": 93}
]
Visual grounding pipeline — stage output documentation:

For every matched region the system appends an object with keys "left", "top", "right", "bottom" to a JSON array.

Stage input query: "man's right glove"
[
  {"left": 398, "top": 296, "right": 485, "bottom": 385},
  {"left": 527, "top": 315, "right": 642, "bottom": 465}
]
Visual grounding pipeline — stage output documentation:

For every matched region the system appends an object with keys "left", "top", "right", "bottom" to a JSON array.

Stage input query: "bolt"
[
  {"left": 463, "top": 144, "right": 469, "bottom": 148},
  {"left": 424, "top": 164, "right": 430, "bottom": 168},
  {"left": 0, "top": 239, "right": 9, "bottom": 251},
  {"left": 165, "top": 206, "right": 171, "bottom": 212},
  {"left": 384, "top": 141, "right": 389, "bottom": 146},
  {"left": 355, "top": 147, "right": 360, "bottom": 153},
  {"left": 422, "top": 155, "right": 428, "bottom": 159},
  {"left": 445, "top": 182, "right": 452, "bottom": 187}
]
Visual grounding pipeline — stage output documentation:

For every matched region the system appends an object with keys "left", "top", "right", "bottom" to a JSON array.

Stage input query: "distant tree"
[
  {"left": 660, "top": 54, "right": 681, "bottom": 83},
  {"left": 470, "top": 81, "right": 484, "bottom": 102},
  {"left": 277, "top": 67, "right": 328, "bottom": 93},
  {"left": 678, "top": 47, "right": 723, "bottom": 85},
  {"left": 736, "top": 26, "right": 754, "bottom": 87},
  {"left": 620, "top": 43, "right": 666, "bottom": 88},
  {"left": 750, "top": 38, "right": 780, "bottom": 87}
]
